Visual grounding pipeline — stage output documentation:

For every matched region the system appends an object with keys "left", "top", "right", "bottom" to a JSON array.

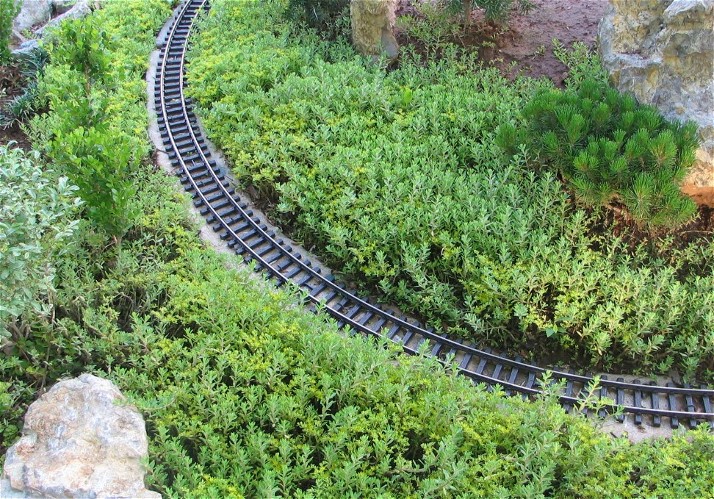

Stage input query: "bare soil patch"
[
  {"left": 479, "top": 0, "right": 609, "bottom": 84},
  {"left": 0, "top": 121, "right": 31, "bottom": 150},
  {"left": 397, "top": 0, "right": 609, "bottom": 85}
]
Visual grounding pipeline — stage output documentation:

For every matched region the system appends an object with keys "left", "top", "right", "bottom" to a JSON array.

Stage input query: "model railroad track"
[{"left": 154, "top": 0, "right": 714, "bottom": 430}]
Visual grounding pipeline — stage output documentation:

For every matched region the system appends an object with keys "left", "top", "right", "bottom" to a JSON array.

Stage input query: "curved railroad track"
[{"left": 153, "top": 0, "right": 713, "bottom": 430}]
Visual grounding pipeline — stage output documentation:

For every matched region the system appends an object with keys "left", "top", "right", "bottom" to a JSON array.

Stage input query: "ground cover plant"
[
  {"left": 186, "top": 0, "right": 714, "bottom": 381},
  {"left": 1, "top": 1, "right": 714, "bottom": 497}
]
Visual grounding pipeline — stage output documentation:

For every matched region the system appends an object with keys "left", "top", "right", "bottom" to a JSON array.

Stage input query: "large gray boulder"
[
  {"left": 10, "top": 39, "right": 40, "bottom": 58},
  {"left": 1, "top": 374, "right": 160, "bottom": 498},
  {"left": 13, "top": 0, "right": 54, "bottom": 33},
  {"left": 599, "top": 0, "right": 714, "bottom": 188},
  {"left": 35, "top": 0, "right": 94, "bottom": 37},
  {"left": 12, "top": 1, "right": 96, "bottom": 44}
]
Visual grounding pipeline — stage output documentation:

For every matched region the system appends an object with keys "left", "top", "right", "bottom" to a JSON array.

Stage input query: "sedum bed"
[
  {"left": 186, "top": 0, "right": 714, "bottom": 381},
  {"left": 1, "top": 1, "right": 713, "bottom": 497}
]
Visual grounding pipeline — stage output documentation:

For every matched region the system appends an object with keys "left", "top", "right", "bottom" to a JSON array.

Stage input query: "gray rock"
[
  {"left": 599, "top": 0, "right": 714, "bottom": 187},
  {"left": 35, "top": 0, "right": 94, "bottom": 37},
  {"left": 13, "top": 0, "right": 54, "bottom": 33},
  {"left": 1, "top": 374, "right": 160, "bottom": 498},
  {"left": 0, "top": 477, "right": 26, "bottom": 498},
  {"left": 350, "top": 0, "right": 399, "bottom": 64},
  {"left": 11, "top": 39, "right": 40, "bottom": 58}
]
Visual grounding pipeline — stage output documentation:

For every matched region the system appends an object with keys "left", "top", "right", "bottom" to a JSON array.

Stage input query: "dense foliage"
[
  {"left": 186, "top": 0, "right": 714, "bottom": 380},
  {"left": 286, "top": 0, "right": 350, "bottom": 39},
  {"left": 2, "top": 1, "right": 713, "bottom": 497},
  {"left": 0, "top": 145, "right": 80, "bottom": 341},
  {"left": 27, "top": 5, "right": 162, "bottom": 239},
  {"left": 137, "top": 247, "right": 714, "bottom": 498},
  {"left": 1, "top": 0, "right": 173, "bottom": 451},
  {"left": 497, "top": 78, "right": 699, "bottom": 228},
  {"left": 0, "top": 0, "right": 18, "bottom": 63}
]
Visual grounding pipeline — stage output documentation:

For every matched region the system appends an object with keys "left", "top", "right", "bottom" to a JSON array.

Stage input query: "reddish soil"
[
  {"left": 0, "top": 62, "right": 23, "bottom": 96},
  {"left": 486, "top": 0, "right": 608, "bottom": 83},
  {"left": 397, "top": 0, "right": 609, "bottom": 85},
  {"left": 602, "top": 203, "right": 714, "bottom": 249},
  {"left": 0, "top": 121, "right": 31, "bottom": 150}
]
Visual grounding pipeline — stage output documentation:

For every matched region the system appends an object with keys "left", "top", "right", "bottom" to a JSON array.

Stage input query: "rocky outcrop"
[
  {"left": 350, "top": 0, "right": 399, "bottom": 63},
  {"left": 12, "top": 0, "right": 98, "bottom": 46},
  {"left": 10, "top": 39, "right": 40, "bottom": 58},
  {"left": 1, "top": 374, "right": 160, "bottom": 498},
  {"left": 13, "top": 0, "right": 54, "bottom": 34},
  {"left": 35, "top": 0, "right": 95, "bottom": 37},
  {"left": 599, "top": 0, "right": 714, "bottom": 188}
]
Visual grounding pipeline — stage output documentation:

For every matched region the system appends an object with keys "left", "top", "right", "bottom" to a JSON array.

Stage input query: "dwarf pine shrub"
[{"left": 497, "top": 78, "right": 699, "bottom": 229}]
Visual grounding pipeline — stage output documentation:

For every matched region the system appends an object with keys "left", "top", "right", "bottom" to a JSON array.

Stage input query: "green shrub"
[
  {"left": 51, "top": 126, "right": 140, "bottom": 239},
  {"left": 28, "top": 1, "right": 169, "bottom": 239},
  {"left": 48, "top": 19, "right": 110, "bottom": 87},
  {"left": 0, "top": 145, "right": 80, "bottom": 341},
  {"left": 497, "top": 78, "right": 699, "bottom": 228},
  {"left": 0, "top": 0, "right": 19, "bottom": 63}
]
